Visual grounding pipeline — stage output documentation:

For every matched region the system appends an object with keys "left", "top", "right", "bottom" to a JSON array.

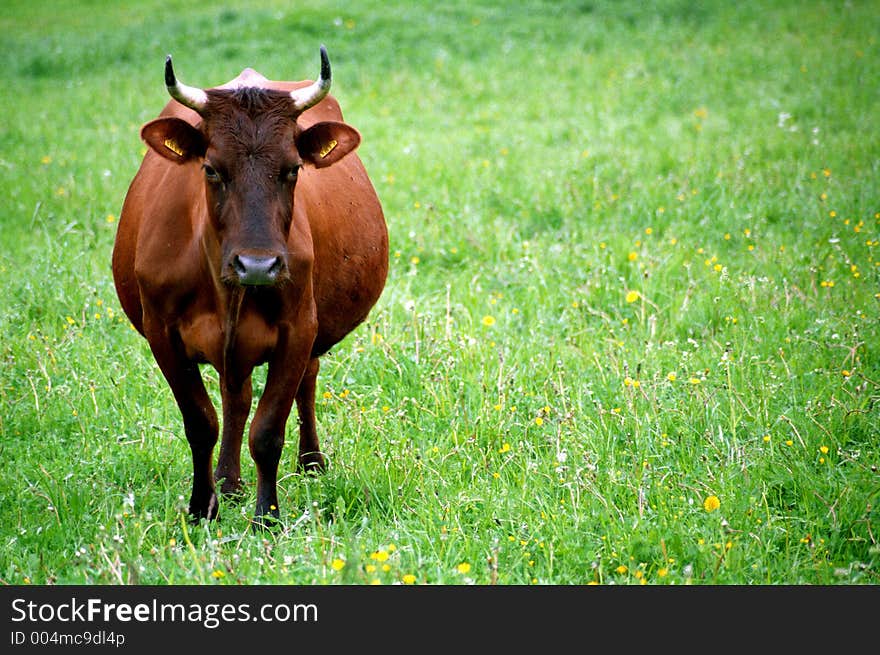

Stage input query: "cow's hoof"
[
  {"left": 217, "top": 476, "right": 245, "bottom": 499},
  {"left": 299, "top": 451, "right": 326, "bottom": 474},
  {"left": 189, "top": 491, "right": 219, "bottom": 521},
  {"left": 251, "top": 512, "right": 282, "bottom": 532}
]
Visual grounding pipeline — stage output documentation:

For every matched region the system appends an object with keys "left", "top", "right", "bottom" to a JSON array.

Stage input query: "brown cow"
[{"left": 112, "top": 47, "right": 388, "bottom": 526}]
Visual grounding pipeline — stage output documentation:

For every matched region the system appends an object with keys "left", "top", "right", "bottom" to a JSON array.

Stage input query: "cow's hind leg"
[
  {"left": 296, "top": 358, "right": 326, "bottom": 473},
  {"left": 214, "top": 375, "right": 253, "bottom": 497}
]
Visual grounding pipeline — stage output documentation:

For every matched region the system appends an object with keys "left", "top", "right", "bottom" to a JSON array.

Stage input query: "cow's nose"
[{"left": 233, "top": 254, "right": 283, "bottom": 286}]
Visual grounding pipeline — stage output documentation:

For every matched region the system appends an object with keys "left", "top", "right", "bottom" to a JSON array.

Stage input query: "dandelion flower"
[
  {"left": 667, "top": 372, "right": 677, "bottom": 382},
  {"left": 615, "top": 565, "right": 628, "bottom": 574},
  {"left": 819, "top": 446, "right": 829, "bottom": 454},
  {"left": 211, "top": 570, "right": 225, "bottom": 579},
  {"left": 481, "top": 315, "right": 496, "bottom": 327},
  {"left": 402, "top": 574, "right": 416, "bottom": 584},
  {"left": 331, "top": 558, "right": 346, "bottom": 571},
  {"left": 703, "top": 495, "right": 721, "bottom": 512},
  {"left": 456, "top": 562, "right": 471, "bottom": 574},
  {"left": 625, "top": 290, "right": 640, "bottom": 303}
]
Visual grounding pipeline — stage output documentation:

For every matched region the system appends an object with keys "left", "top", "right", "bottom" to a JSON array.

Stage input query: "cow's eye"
[
  {"left": 203, "top": 163, "right": 222, "bottom": 183},
  {"left": 282, "top": 166, "right": 300, "bottom": 183}
]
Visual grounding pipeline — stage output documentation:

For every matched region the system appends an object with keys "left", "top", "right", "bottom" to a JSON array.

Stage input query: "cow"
[{"left": 112, "top": 46, "right": 388, "bottom": 527}]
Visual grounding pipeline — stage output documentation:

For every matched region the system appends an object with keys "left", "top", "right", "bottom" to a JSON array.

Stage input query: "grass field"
[{"left": 0, "top": 0, "right": 878, "bottom": 585}]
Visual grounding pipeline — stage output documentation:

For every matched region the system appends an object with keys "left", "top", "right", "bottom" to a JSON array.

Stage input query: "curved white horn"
[
  {"left": 290, "top": 45, "right": 332, "bottom": 113},
  {"left": 165, "top": 55, "right": 209, "bottom": 114}
]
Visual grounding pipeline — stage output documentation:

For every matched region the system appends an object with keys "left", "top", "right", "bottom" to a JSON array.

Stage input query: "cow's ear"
[
  {"left": 297, "top": 121, "right": 360, "bottom": 169},
  {"left": 141, "top": 117, "right": 207, "bottom": 164}
]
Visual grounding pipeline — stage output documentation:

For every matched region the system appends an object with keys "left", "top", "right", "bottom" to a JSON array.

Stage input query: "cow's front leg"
[
  {"left": 214, "top": 374, "right": 253, "bottom": 497},
  {"left": 248, "top": 327, "right": 315, "bottom": 527},
  {"left": 145, "top": 325, "right": 219, "bottom": 520}
]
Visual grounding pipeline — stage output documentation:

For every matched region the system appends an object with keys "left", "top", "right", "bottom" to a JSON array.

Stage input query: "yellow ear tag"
[
  {"left": 319, "top": 139, "right": 338, "bottom": 158},
  {"left": 164, "top": 138, "right": 184, "bottom": 157}
]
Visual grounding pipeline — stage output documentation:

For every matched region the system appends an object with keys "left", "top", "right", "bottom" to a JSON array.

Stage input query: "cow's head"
[{"left": 140, "top": 46, "right": 359, "bottom": 287}]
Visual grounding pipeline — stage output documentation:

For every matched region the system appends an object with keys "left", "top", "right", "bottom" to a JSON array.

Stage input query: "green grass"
[{"left": 0, "top": 0, "right": 878, "bottom": 585}]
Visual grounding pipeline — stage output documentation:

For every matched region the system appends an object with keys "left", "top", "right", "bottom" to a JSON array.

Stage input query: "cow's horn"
[
  {"left": 165, "top": 55, "right": 209, "bottom": 114},
  {"left": 290, "top": 45, "right": 332, "bottom": 113}
]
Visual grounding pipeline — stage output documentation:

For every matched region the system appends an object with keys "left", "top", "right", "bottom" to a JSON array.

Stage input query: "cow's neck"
[
  {"left": 198, "top": 226, "right": 245, "bottom": 374},
  {"left": 222, "top": 285, "right": 245, "bottom": 376}
]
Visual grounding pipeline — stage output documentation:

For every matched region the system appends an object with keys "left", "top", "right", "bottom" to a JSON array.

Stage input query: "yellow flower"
[
  {"left": 703, "top": 495, "right": 721, "bottom": 512},
  {"left": 667, "top": 372, "right": 677, "bottom": 382},
  {"left": 657, "top": 568, "right": 668, "bottom": 577},
  {"left": 498, "top": 442, "right": 511, "bottom": 453},
  {"left": 627, "top": 252, "right": 638, "bottom": 262},
  {"left": 211, "top": 570, "right": 225, "bottom": 579},
  {"left": 819, "top": 446, "right": 829, "bottom": 454},
  {"left": 331, "top": 558, "right": 345, "bottom": 571},
  {"left": 534, "top": 417, "right": 544, "bottom": 426},
  {"left": 481, "top": 315, "right": 496, "bottom": 327},
  {"left": 370, "top": 550, "right": 390, "bottom": 562},
  {"left": 456, "top": 562, "right": 471, "bottom": 574},
  {"left": 689, "top": 377, "right": 702, "bottom": 385},
  {"left": 615, "top": 565, "right": 628, "bottom": 574},
  {"left": 625, "top": 290, "right": 640, "bottom": 303},
  {"left": 402, "top": 574, "right": 416, "bottom": 584}
]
